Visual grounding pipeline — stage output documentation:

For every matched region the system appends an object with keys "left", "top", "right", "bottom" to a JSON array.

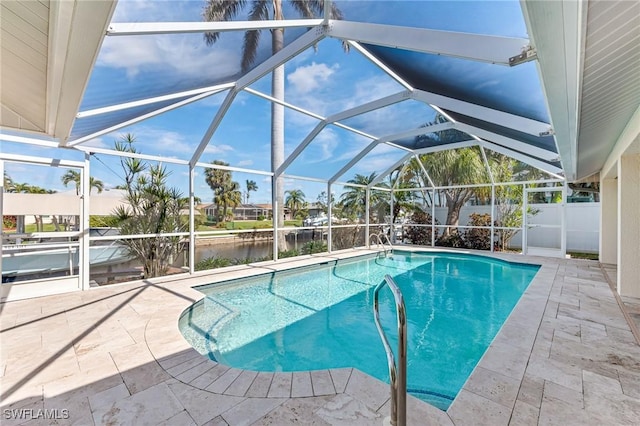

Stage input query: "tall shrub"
[
  {"left": 113, "top": 134, "right": 188, "bottom": 278},
  {"left": 405, "top": 210, "right": 438, "bottom": 245}
]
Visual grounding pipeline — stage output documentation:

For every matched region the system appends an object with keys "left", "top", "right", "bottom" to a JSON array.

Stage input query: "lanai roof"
[{"left": 1, "top": 0, "right": 638, "bottom": 183}]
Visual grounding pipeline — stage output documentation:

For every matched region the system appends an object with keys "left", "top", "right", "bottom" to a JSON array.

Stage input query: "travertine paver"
[{"left": 1, "top": 249, "right": 639, "bottom": 425}]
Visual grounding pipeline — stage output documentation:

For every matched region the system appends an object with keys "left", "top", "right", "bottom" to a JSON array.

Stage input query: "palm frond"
[
  {"left": 203, "top": 0, "right": 247, "bottom": 45},
  {"left": 290, "top": 0, "right": 316, "bottom": 18},
  {"left": 242, "top": 30, "right": 261, "bottom": 71},
  {"left": 240, "top": 1, "right": 270, "bottom": 70}
]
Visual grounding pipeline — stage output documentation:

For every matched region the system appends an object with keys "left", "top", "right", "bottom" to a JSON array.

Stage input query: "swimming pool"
[{"left": 179, "top": 251, "right": 539, "bottom": 410}]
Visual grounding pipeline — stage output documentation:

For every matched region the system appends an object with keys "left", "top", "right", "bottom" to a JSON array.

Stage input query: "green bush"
[
  {"left": 301, "top": 240, "right": 327, "bottom": 254},
  {"left": 405, "top": 210, "right": 438, "bottom": 245},
  {"left": 3, "top": 215, "right": 17, "bottom": 229},
  {"left": 195, "top": 257, "right": 232, "bottom": 271},
  {"left": 436, "top": 233, "right": 467, "bottom": 248},
  {"left": 463, "top": 213, "right": 493, "bottom": 250},
  {"left": 278, "top": 249, "right": 300, "bottom": 259}
]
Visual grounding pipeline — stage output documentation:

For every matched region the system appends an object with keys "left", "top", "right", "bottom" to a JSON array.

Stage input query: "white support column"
[
  {"left": 390, "top": 189, "right": 395, "bottom": 243},
  {"left": 0, "top": 160, "right": 4, "bottom": 276},
  {"left": 617, "top": 154, "right": 640, "bottom": 297},
  {"left": 431, "top": 189, "right": 436, "bottom": 247},
  {"left": 599, "top": 177, "right": 618, "bottom": 264},
  {"left": 327, "top": 182, "right": 332, "bottom": 253},
  {"left": 490, "top": 184, "right": 495, "bottom": 252},
  {"left": 272, "top": 175, "right": 279, "bottom": 262},
  {"left": 189, "top": 165, "right": 195, "bottom": 274},
  {"left": 522, "top": 184, "right": 528, "bottom": 255},
  {"left": 365, "top": 188, "right": 371, "bottom": 247},
  {"left": 561, "top": 182, "right": 567, "bottom": 257},
  {"left": 80, "top": 153, "right": 91, "bottom": 290}
]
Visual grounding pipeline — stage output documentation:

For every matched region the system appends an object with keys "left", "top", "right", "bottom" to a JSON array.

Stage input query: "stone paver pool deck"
[{"left": 1, "top": 248, "right": 639, "bottom": 425}]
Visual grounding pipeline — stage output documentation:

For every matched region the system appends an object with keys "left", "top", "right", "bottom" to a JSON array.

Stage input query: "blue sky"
[{"left": 3, "top": 0, "right": 540, "bottom": 205}]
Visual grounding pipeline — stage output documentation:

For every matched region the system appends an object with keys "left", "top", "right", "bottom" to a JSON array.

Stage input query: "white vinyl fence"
[{"left": 430, "top": 202, "right": 599, "bottom": 253}]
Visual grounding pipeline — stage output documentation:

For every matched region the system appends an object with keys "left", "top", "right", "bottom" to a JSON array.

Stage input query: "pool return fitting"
[{"left": 373, "top": 274, "right": 407, "bottom": 426}]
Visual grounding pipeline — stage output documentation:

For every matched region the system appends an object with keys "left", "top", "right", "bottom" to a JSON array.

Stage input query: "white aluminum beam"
[
  {"left": 348, "top": 41, "right": 414, "bottom": 91},
  {"left": 282, "top": 174, "right": 327, "bottom": 184},
  {"left": 334, "top": 180, "right": 365, "bottom": 188},
  {"left": 68, "top": 90, "right": 221, "bottom": 147},
  {"left": 107, "top": 19, "right": 324, "bottom": 36},
  {"left": 328, "top": 122, "right": 453, "bottom": 184},
  {"left": 245, "top": 87, "right": 378, "bottom": 141},
  {"left": 243, "top": 87, "right": 325, "bottom": 120},
  {"left": 454, "top": 122, "right": 558, "bottom": 162},
  {"left": 277, "top": 90, "right": 410, "bottom": 176},
  {"left": 77, "top": 83, "right": 233, "bottom": 118},
  {"left": 190, "top": 90, "right": 238, "bottom": 167},
  {"left": 413, "top": 154, "right": 435, "bottom": 188},
  {"left": 81, "top": 146, "right": 189, "bottom": 165},
  {"left": 480, "top": 145, "right": 495, "bottom": 184},
  {"left": 413, "top": 140, "right": 477, "bottom": 156},
  {"left": 194, "top": 162, "right": 273, "bottom": 177},
  {"left": 479, "top": 140, "right": 564, "bottom": 178},
  {"left": 0, "top": 153, "right": 84, "bottom": 168},
  {"left": 327, "top": 90, "right": 410, "bottom": 123},
  {"left": 382, "top": 122, "right": 454, "bottom": 143},
  {"left": 329, "top": 141, "right": 380, "bottom": 184},
  {"left": 333, "top": 123, "right": 377, "bottom": 140},
  {"left": 369, "top": 153, "right": 413, "bottom": 188},
  {"left": 192, "top": 28, "right": 326, "bottom": 168},
  {"left": 54, "top": 0, "right": 117, "bottom": 144},
  {"left": 412, "top": 89, "right": 552, "bottom": 137},
  {"left": 0, "top": 134, "right": 59, "bottom": 148},
  {"left": 236, "top": 27, "right": 325, "bottom": 91},
  {"left": 384, "top": 141, "right": 413, "bottom": 153},
  {"left": 276, "top": 122, "right": 326, "bottom": 177},
  {"left": 328, "top": 20, "right": 529, "bottom": 66},
  {"left": 521, "top": 0, "right": 581, "bottom": 181}
]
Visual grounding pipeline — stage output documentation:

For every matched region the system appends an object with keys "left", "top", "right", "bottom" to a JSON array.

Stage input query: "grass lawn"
[
  {"left": 23, "top": 223, "right": 58, "bottom": 233},
  {"left": 568, "top": 251, "right": 599, "bottom": 260}
]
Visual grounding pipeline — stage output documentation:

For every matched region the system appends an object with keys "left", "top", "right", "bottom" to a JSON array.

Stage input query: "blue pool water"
[{"left": 179, "top": 251, "right": 539, "bottom": 410}]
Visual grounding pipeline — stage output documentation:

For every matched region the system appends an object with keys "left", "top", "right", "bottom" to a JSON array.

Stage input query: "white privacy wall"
[{"left": 429, "top": 202, "right": 600, "bottom": 253}]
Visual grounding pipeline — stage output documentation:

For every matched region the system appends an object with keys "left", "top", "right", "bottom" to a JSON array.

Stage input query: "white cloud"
[
  {"left": 204, "top": 144, "right": 234, "bottom": 154},
  {"left": 287, "top": 62, "right": 339, "bottom": 94},
  {"left": 116, "top": 126, "right": 195, "bottom": 155},
  {"left": 286, "top": 72, "right": 402, "bottom": 123},
  {"left": 237, "top": 159, "right": 254, "bottom": 167},
  {"left": 97, "top": 34, "right": 242, "bottom": 80},
  {"left": 82, "top": 137, "right": 109, "bottom": 149}
]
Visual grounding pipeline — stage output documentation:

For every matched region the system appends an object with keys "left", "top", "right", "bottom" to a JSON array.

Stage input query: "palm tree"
[
  {"left": 417, "top": 148, "right": 486, "bottom": 233},
  {"left": 113, "top": 134, "right": 188, "bottom": 278},
  {"left": 413, "top": 115, "right": 487, "bottom": 234},
  {"left": 61, "top": 170, "right": 104, "bottom": 194},
  {"left": 245, "top": 179, "right": 258, "bottom": 204},
  {"left": 89, "top": 177, "right": 105, "bottom": 194},
  {"left": 202, "top": 0, "right": 346, "bottom": 246},
  {"left": 9, "top": 182, "right": 56, "bottom": 231},
  {"left": 215, "top": 181, "right": 243, "bottom": 221},
  {"left": 204, "top": 160, "right": 243, "bottom": 222},
  {"left": 339, "top": 173, "right": 387, "bottom": 221},
  {"left": 61, "top": 170, "right": 80, "bottom": 194},
  {"left": 285, "top": 189, "right": 306, "bottom": 219},
  {"left": 3, "top": 172, "right": 14, "bottom": 192},
  {"left": 205, "top": 160, "right": 233, "bottom": 221}
]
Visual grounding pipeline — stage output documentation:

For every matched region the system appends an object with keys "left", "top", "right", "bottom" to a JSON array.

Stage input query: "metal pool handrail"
[
  {"left": 373, "top": 274, "right": 407, "bottom": 426},
  {"left": 379, "top": 232, "right": 393, "bottom": 254},
  {"left": 370, "top": 233, "right": 392, "bottom": 257}
]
